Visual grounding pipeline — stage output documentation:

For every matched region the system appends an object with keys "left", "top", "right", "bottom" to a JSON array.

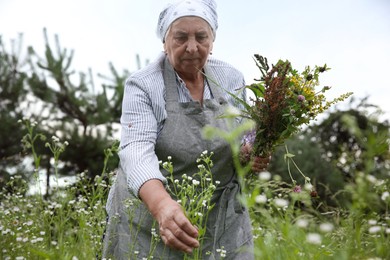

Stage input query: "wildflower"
[
  {"left": 198, "top": 164, "right": 205, "bottom": 170},
  {"left": 368, "top": 219, "right": 377, "bottom": 225},
  {"left": 296, "top": 219, "right": 309, "bottom": 228},
  {"left": 51, "top": 135, "right": 60, "bottom": 143},
  {"left": 319, "top": 222, "right": 334, "bottom": 233},
  {"left": 255, "top": 194, "right": 267, "bottom": 204},
  {"left": 368, "top": 226, "right": 381, "bottom": 234},
  {"left": 192, "top": 180, "right": 200, "bottom": 186},
  {"left": 366, "top": 174, "right": 377, "bottom": 184},
  {"left": 274, "top": 198, "right": 289, "bottom": 208},
  {"left": 306, "top": 233, "right": 322, "bottom": 245},
  {"left": 304, "top": 183, "right": 313, "bottom": 191},
  {"left": 293, "top": 185, "right": 302, "bottom": 193},
  {"left": 297, "top": 95, "right": 305, "bottom": 102},
  {"left": 259, "top": 171, "right": 271, "bottom": 181},
  {"left": 381, "top": 191, "right": 389, "bottom": 201}
]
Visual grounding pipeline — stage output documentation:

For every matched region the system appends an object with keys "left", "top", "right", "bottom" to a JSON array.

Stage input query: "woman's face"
[{"left": 164, "top": 16, "right": 214, "bottom": 76}]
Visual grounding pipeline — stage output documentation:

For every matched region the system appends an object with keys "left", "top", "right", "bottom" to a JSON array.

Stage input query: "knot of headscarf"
[{"left": 157, "top": 0, "right": 218, "bottom": 42}]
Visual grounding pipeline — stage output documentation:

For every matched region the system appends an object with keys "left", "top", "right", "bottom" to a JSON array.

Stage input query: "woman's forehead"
[{"left": 170, "top": 16, "right": 212, "bottom": 32}]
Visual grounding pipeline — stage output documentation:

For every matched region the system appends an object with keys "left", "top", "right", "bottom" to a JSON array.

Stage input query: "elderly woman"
[{"left": 102, "top": 0, "right": 268, "bottom": 259}]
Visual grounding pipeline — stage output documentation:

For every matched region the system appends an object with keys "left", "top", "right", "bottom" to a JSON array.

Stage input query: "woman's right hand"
[{"left": 139, "top": 179, "right": 199, "bottom": 254}]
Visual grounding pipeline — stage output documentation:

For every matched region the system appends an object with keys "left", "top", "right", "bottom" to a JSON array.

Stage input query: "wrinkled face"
[{"left": 164, "top": 16, "right": 214, "bottom": 75}]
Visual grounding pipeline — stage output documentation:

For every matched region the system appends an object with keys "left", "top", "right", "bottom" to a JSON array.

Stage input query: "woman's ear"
[{"left": 163, "top": 42, "right": 167, "bottom": 54}]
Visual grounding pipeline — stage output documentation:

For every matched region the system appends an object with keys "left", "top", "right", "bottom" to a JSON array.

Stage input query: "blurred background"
[
  {"left": 1, "top": 0, "right": 390, "bottom": 118},
  {"left": 0, "top": 0, "right": 389, "bottom": 203}
]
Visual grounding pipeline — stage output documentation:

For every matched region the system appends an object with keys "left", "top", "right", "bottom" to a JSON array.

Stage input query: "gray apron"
[{"left": 102, "top": 58, "right": 254, "bottom": 260}]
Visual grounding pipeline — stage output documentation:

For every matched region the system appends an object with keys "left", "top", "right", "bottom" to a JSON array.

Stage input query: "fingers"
[
  {"left": 159, "top": 214, "right": 199, "bottom": 253},
  {"left": 157, "top": 201, "right": 199, "bottom": 253}
]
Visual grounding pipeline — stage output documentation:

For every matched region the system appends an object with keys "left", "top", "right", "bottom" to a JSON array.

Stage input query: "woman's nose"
[{"left": 186, "top": 38, "right": 198, "bottom": 53}]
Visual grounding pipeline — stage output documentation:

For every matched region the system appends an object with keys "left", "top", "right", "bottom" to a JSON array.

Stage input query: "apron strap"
[{"left": 163, "top": 56, "right": 180, "bottom": 103}]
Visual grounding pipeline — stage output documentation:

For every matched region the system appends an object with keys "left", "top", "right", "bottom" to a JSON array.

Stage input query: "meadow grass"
[{"left": 1, "top": 120, "right": 389, "bottom": 259}]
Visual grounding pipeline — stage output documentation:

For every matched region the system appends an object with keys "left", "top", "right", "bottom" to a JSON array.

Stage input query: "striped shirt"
[{"left": 115, "top": 53, "right": 246, "bottom": 200}]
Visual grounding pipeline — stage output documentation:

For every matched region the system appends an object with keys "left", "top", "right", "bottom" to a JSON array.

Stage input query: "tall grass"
[{"left": 1, "top": 119, "right": 389, "bottom": 259}]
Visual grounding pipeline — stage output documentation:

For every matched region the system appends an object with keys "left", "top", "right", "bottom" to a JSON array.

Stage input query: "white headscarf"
[{"left": 157, "top": 0, "right": 218, "bottom": 42}]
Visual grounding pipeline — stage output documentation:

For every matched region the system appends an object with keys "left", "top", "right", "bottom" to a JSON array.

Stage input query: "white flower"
[
  {"left": 255, "top": 194, "right": 267, "bottom": 204},
  {"left": 304, "top": 183, "right": 313, "bottom": 191},
  {"left": 167, "top": 156, "right": 172, "bottom": 160},
  {"left": 274, "top": 198, "right": 289, "bottom": 208},
  {"left": 192, "top": 180, "right": 200, "bottom": 186},
  {"left": 319, "top": 222, "right": 334, "bottom": 233},
  {"left": 368, "top": 226, "right": 381, "bottom": 234},
  {"left": 368, "top": 219, "right": 377, "bottom": 225},
  {"left": 381, "top": 191, "right": 389, "bottom": 201},
  {"left": 366, "top": 174, "right": 377, "bottom": 184},
  {"left": 258, "top": 171, "right": 271, "bottom": 181},
  {"left": 197, "top": 164, "right": 205, "bottom": 169},
  {"left": 306, "top": 233, "right": 322, "bottom": 245},
  {"left": 296, "top": 219, "right": 309, "bottom": 228}
]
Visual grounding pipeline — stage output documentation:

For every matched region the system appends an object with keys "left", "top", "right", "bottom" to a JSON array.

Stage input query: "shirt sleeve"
[{"left": 118, "top": 76, "right": 167, "bottom": 197}]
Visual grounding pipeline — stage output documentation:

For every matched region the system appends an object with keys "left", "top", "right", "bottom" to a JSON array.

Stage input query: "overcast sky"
[{"left": 1, "top": 0, "right": 389, "bottom": 120}]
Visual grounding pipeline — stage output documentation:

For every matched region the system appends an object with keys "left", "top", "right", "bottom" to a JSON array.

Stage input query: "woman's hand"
[
  {"left": 139, "top": 179, "right": 199, "bottom": 254},
  {"left": 240, "top": 143, "right": 271, "bottom": 172}
]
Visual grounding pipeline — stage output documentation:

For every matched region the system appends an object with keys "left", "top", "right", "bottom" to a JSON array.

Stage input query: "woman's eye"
[
  {"left": 197, "top": 35, "right": 208, "bottom": 42},
  {"left": 174, "top": 35, "right": 187, "bottom": 42}
]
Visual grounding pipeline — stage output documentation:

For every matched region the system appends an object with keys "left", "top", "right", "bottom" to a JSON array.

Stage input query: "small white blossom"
[
  {"left": 259, "top": 171, "right": 271, "bottom": 181},
  {"left": 296, "top": 219, "right": 309, "bottom": 228},
  {"left": 381, "top": 191, "right": 389, "bottom": 201},
  {"left": 306, "top": 233, "right": 322, "bottom": 245},
  {"left": 255, "top": 194, "right": 267, "bottom": 204},
  {"left": 319, "top": 222, "right": 334, "bottom": 233},
  {"left": 366, "top": 174, "right": 377, "bottom": 184},
  {"left": 368, "top": 226, "right": 381, "bottom": 234},
  {"left": 274, "top": 198, "right": 289, "bottom": 208},
  {"left": 304, "top": 183, "right": 313, "bottom": 191},
  {"left": 368, "top": 219, "right": 377, "bottom": 225}
]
